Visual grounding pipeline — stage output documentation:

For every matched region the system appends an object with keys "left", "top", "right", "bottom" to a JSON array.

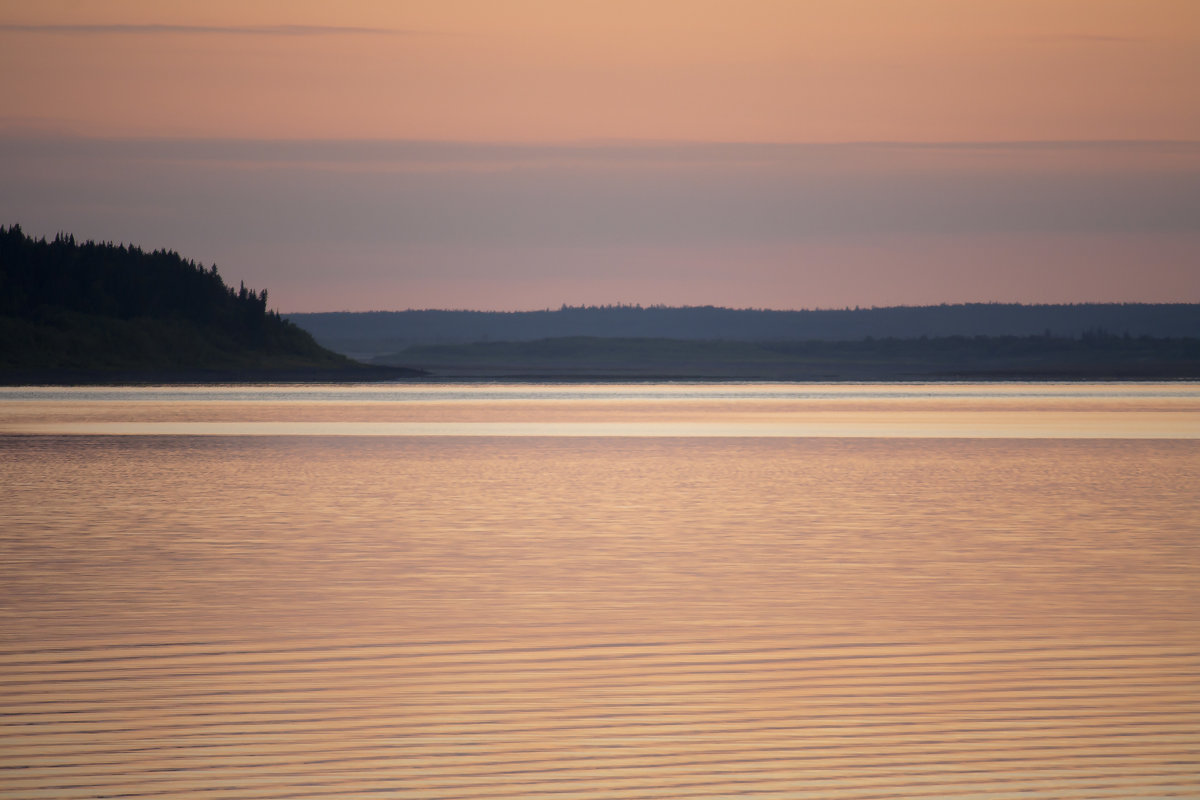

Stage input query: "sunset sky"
[{"left": 2, "top": 0, "right": 1198, "bottom": 311}]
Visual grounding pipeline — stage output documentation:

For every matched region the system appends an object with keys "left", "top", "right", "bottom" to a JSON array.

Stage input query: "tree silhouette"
[{"left": 0, "top": 224, "right": 347, "bottom": 370}]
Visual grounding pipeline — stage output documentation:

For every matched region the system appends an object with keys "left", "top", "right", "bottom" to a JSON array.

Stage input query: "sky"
[{"left": 1, "top": 0, "right": 1198, "bottom": 311}]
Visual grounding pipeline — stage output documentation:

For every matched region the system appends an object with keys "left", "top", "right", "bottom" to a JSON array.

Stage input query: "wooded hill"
[
  {"left": 0, "top": 225, "right": 394, "bottom": 380},
  {"left": 289, "top": 303, "right": 1200, "bottom": 359}
]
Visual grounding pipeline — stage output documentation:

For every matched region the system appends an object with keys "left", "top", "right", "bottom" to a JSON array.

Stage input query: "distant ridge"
[{"left": 288, "top": 304, "right": 1200, "bottom": 359}]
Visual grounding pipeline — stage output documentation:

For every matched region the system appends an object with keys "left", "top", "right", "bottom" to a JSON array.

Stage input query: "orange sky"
[
  {"left": 1, "top": 1, "right": 1198, "bottom": 310},
  {"left": 4, "top": 0, "right": 1199, "bottom": 142}
]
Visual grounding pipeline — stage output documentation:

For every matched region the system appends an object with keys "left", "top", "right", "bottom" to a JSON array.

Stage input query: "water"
[{"left": 1, "top": 383, "right": 1198, "bottom": 798}]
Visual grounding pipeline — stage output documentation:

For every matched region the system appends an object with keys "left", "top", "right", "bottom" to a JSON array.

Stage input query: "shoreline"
[
  {"left": 0, "top": 365, "right": 427, "bottom": 386},
  {"left": 3, "top": 367, "right": 1198, "bottom": 386}
]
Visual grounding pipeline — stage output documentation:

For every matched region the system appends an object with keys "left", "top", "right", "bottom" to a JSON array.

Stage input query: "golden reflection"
[{"left": 1, "top": 383, "right": 1198, "bottom": 437}]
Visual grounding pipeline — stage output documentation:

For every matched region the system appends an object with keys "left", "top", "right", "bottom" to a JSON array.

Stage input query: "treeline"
[
  {"left": 288, "top": 303, "right": 1200, "bottom": 358},
  {"left": 0, "top": 224, "right": 348, "bottom": 371},
  {"left": 375, "top": 333, "right": 1200, "bottom": 380}
]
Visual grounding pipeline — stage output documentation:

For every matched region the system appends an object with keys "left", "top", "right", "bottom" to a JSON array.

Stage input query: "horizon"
[
  {"left": 17, "top": 222, "right": 1199, "bottom": 317},
  {"left": 286, "top": 300, "right": 1200, "bottom": 315}
]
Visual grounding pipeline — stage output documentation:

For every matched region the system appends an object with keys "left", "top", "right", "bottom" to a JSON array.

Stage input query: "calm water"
[{"left": 2, "top": 383, "right": 1198, "bottom": 798}]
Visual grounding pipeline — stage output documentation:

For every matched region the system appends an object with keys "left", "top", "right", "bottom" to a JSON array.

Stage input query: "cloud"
[
  {"left": 2, "top": 134, "right": 1197, "bottom": 170},
  {"left": 0, "top": 23, "right": 411, "bottom": 37},
  {"left": 4, "top": 134, "right": 1198, "bottom": 310},
  {"left": 4, "top": 135, "right": 1196, "bottom": 253},
  {"left": 1030, "top": 34, "right": 1147, "bottom": 45}
]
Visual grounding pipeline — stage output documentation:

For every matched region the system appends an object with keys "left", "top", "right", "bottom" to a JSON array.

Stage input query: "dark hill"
[{"left": 0, "top": 224, "right": 415, "bottom": 382}]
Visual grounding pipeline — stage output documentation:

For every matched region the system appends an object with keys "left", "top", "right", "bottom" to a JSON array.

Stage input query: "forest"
[
  {"left": 289, "top": 303, "right": 1200, "bottom": 359},
  {"left": 0, "top": 224, "right": 376, "bottom": 378}
]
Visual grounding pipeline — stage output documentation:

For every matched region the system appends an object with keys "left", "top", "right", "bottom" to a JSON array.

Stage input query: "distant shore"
[
  {"left": 0, "top": 365, "right": 427, "bottom": 386},
  {"left": 6, "top": 367, "right": 1196, "bottom": 386},
  {"left": 7, "top": 333, "right": 1200, "bottom": 385},
  {"left": 366, "top": 335, "right": 1200, "bottom": 383}
]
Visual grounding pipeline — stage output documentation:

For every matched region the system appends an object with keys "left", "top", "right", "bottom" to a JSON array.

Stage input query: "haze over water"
[{"left": 2, "top": 383, "right": 1199, "bottom": 798}]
